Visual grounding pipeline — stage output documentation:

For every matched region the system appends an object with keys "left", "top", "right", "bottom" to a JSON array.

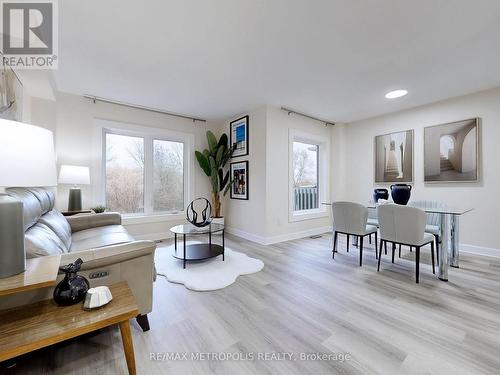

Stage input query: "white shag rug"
[{"left": 156, "top": 246, "right": 264, "bottom": 291}]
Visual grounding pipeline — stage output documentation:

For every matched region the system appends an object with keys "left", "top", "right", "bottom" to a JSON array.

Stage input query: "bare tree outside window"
[
  {"left": 105, "top": 133, "right": 144, "bottom": 214},
  {"left": 153, "top": 140, "right": 184, "bottom": 212},
  {"left": 105, "top": 131, "right": 186, "bottom": 215}
]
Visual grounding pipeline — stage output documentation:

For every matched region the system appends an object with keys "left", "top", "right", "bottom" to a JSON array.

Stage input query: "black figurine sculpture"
[
  {"left": 186, "top": 198, "right": 213, "bottom": 227},
  {"left": 53, "top": 258, "right": 90, "bottom": 306}
]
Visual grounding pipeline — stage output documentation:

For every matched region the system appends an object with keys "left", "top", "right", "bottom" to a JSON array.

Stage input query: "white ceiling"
[{"left": 55, "top": 0, "right": 500, "bottom": 123}]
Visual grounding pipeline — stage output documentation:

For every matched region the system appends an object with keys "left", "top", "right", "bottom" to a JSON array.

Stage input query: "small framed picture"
[
  {"left": 230, "top": 115, "right": 249, "bottom": 157},
  {"left": 230, "top": 161, "right": 249, "bottom": 200}
]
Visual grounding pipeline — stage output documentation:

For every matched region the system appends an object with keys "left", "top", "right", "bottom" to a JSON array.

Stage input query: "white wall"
[
  {"left": 222, "top": 106, "right": 268, "bottom": 242},
  {"left": 343, "top": 87, "right": 500, "bottom": 251},
  {"left": 222, "top": 106, "right": 343, "bottom": 244},
  {"left": 264, "top": 107, "right": 332, "bottom": 242},
  {"left": 29, "top": 91, "right": 220, "bottom": 239}
]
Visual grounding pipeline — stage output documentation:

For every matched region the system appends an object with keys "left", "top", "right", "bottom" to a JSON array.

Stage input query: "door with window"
[
  {"left": 292, "top": 141, "right": 319, "bottom": 211},
  {"left": 289, "top": 130, "right": 329, "bottom": 222}
]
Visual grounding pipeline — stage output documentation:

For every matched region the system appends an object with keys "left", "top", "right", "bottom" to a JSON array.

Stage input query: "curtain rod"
[
  {"left": 83, "top": 95, "right": 207, "bottom": 123},
  {"left": 281, "top": 107, "right": 335, "bottom": 126}
]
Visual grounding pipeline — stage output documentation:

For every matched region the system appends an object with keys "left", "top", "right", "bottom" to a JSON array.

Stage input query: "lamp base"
[
  {"left": 0, "top": 194, "right": 26, "bottom": 278},
  {"left": 68, "top": 188, "right": 82, "bottom": 211}
]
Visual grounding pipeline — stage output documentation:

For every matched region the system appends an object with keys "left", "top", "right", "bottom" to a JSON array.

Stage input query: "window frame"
[
  {"left": 288, "top": 129, "right": 330, "bottom": 222},
  {"left": 98, "top": 119, "right": 193, "bottom": 218}
]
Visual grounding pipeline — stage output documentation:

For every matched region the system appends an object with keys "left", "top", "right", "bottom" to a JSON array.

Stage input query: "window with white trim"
[
  {"left": 104, "top": 129, "right": 187, "bottom": 216},
  {"left": 289, "top": 130, "right": 329, "bottom": 222}
]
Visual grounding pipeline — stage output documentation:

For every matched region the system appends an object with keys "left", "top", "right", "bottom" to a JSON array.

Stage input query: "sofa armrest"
[
  {"left": 60, "top": 240, "right": 156, "bottom": 269},
  {"left": 0, "top": 240, "right": 157, "bottom": 315},
  {"left": 66, "top": 212, "right": 122, "bottom": 233}
]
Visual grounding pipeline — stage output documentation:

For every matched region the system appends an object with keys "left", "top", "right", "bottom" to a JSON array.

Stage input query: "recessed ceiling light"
[{"left": 385, "top": 89, "right": 408, "bottom": 99}]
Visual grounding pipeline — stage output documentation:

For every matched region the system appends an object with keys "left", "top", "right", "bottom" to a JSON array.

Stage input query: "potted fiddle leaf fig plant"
[{"left": 195, "top": 131, "right": 235, "bottom": 221}]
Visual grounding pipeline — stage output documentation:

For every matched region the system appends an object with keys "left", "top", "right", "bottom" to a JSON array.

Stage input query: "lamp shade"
[
  {"left": 0, "top": 119, "right": 57, "bottom": 187},
  {"left": 58, "top": 165, "right": 90, "bottom": 185}
]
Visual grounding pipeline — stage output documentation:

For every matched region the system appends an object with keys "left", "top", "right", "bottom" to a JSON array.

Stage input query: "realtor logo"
[{"left": 1, "top": 0, "right": 58, "bottom": 69}]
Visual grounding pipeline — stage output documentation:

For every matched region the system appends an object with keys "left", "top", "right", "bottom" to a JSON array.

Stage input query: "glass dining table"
[{"left": 322, "top": 202, "right": 473, "bottom": 281}]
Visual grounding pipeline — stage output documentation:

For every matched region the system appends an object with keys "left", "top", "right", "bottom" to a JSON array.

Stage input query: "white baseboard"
[
  {"left": 265, "top": 226, "right": 332, "bottom": 245},
  {"left": 460, "top": 243, "right": 500, "bottom": 258},
  {"left": 225, "top": 227, "right": 269, "bottom": 245},
  {"left": 225, "top": 226, "right": 331, "bottom": 245}
]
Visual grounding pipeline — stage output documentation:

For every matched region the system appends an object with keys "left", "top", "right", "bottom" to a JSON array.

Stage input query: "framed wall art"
[
  {"left": 230, "top": 115, "right": 249, "bottom": 157},
  {"left": 424, "top": 118, "right": 479, "bottom": 183},
  {"left": 230, "top": 161, "right": 248, "bottom": 200},
  {"left": 0, "top": 54, "right": 23, "bottom": 121},
  {"left": 374, "top": 129, "right": 414, "bottom": 183}
]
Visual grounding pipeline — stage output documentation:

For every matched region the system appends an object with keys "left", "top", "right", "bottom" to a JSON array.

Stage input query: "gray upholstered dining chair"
[
  {"left": 331, "top": 201, "right": 378, "bottom": 266},
  {"left": 377, "top": 204, "right": 435, "bottom": 283},
  {"left": 367, "top": 201, "right": 381, "bottom": 248},
  {"left": 409, "top": 200, "right": 447, "bottom": 265}
]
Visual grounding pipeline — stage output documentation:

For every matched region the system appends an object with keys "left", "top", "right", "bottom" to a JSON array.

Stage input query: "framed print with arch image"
[{"left": 424, "top": 118, "right": 479, "bottom": 183}]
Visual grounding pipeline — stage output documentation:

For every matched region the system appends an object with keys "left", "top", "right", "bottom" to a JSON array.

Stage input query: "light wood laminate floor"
[{"left": 3, "top": 233, "right": 500, "bottom": 374}]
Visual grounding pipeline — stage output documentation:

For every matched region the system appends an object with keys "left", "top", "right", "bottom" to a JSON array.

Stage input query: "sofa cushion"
[
  {"left": 6, "top": 188, "right": 43, "bottom": 230},
  {"left": 70, "top": 225, "right": 135, "bottom": 253},
  {"left": 28, "top": 188, "right": 55, "bottom": 214},
  {"left": 25, "top": 223, "right": 68, "bottom": 258},
  {"left": 39, "top": 209, "right": 72, "bottom": 249}
]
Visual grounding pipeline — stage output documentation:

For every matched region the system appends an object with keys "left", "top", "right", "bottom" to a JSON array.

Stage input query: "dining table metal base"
[{"left": 449, "top": 215, "right": 460, "bottom": 268}]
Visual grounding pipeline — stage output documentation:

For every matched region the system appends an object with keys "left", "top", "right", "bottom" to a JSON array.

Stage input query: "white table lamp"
[
  {"left": 58, "top": 165, "right": 90, "bottom": 211},
  {"left": 0, "top": 119, "right": 57, "bottom": 278}
]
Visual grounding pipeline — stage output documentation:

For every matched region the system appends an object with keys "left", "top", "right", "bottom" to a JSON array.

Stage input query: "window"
[
  {"left": 104, "top": 127, "right": 189, "bottom": 216},
  {"left": 293, "top": 141, "right": 319, "bottom": 211},
  {"left": 289, "top": 130, "right": 329, "bottom": 222},
  {"left": 105, "top": 133, "right": 145, "bottom": 214},
  {"left": 153, "top": 140, "right": 184, "bottom": 212}
]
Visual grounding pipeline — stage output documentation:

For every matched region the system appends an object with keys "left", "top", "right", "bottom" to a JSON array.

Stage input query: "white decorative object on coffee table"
[{"left": 84, "top": 286, "right": 113, "bottom": 309}]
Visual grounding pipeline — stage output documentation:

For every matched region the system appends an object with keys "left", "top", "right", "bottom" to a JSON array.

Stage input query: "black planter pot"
[
  {"left": 373, "top": 188, "right": 389, "bottom": 203},
  {"left": 390, "top": 184, "right": 412, "bottom": 205},
  {"left": 53, "top": 258, "right": 89, "bottom": 306}
]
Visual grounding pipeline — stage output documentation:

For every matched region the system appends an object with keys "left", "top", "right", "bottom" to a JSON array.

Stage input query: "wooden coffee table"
[{"left": 0, "top": 282, "right": 139, "bottom": 374}]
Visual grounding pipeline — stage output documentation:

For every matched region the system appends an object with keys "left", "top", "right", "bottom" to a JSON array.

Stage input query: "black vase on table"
[
  {"left": 53, "top": 258, "right": 89, "bottom": 306},
  {"left": 373, "top": 188, "right": 389, "bottom": 203},
  {"left": 390, "top": 184, "right": 412, "bottom": 205}
]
